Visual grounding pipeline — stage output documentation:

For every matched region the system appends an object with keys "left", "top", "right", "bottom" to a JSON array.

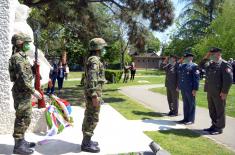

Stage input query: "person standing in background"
[
  {"left": 130, "top": 62, "right": 136, "bottom": 81},
  {"left": 123, "top": 63, "right": 130, "bottom": 83},
  {"left": 46, "top": 59, "right": 58, "bottom": 95},
  {"left": 57, "top": 61, "right": 66, "bottom": 94}
]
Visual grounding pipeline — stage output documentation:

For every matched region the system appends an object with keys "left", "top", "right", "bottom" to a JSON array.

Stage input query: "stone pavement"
[
  {"left": 0, "top": 104, "right": 184, "bottom": 155},
  {"left": 120, "top": 84, "right": 235, "bottom": 152}
]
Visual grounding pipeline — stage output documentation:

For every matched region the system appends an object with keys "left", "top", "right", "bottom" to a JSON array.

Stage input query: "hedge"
[
  {"left": 80, "top": 70, "right": 123, "bottom": 85},
  {"left": 105, "top": 70, "right": 123, "bottom": 83}
]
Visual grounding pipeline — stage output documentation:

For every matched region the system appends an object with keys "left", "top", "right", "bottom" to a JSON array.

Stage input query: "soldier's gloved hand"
[
  {"left": 92, "top": 96, "right": 100, "bottom": 107},
  {"left": 33, "top": 90, "right": 42, "bottom": 100},
  {"left": 220, "top": 92, "right": 227, "bottom": 100}
]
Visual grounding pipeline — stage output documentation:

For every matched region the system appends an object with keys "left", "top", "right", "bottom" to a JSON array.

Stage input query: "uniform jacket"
[
  {"left": 9, "top": 51, "right": 34, "bottom": 94},
  {"left": 178, "top": 62, "right": 200, "bottom": 91},
  {"left": 199, "top": 59, "right": 233, "bottom": 94},
  {"left": 84, "top": 55, "right": 105, "bottom": 97},
  {"left": 160, "top": 62, "right": 179, "bottom": 89}
]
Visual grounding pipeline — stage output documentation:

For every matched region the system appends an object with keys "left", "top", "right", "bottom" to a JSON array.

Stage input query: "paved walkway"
[
  {"left": 0, "top": 105, "right": 184, "bottom": 155},
  {"left": 120, "top": 84, "right": 235, "bottom": 152}
]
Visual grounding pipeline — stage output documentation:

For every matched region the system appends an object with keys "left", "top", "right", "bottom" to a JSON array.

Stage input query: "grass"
[
  {"left": 136, "top": 69, "right": 165, "bottom": 76},
  {"left": 101, "top": 76, "right": 165, "bottom": 120},
  {"left": 67, "top": 71, "right": 83, "bottom": 79},
  {"left": 145, "top": 129, "right": 235, "bottom": 155},
  {"left": 150, "top": 84, "right": 235, "bottom": 117}
]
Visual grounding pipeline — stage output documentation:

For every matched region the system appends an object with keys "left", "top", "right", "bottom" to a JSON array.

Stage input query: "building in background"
[{"left": 132, "top": 52, "right": 163, "bottom": 69}]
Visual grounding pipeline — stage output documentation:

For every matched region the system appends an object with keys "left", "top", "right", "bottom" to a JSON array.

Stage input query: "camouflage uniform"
[
  {"left": 9, "top": 50, "right": 35, "bottom": 140},
  {"left": 9, "top": 33, "right": 36, "bottom": 154},
  {"left": 81, "top": 38, "right": 107, "bottom": 153},
  {"left": 82, "top": 55, "right": 105, "bottom": 137}
]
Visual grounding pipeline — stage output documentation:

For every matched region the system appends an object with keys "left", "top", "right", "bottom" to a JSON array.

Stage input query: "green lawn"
[
  {"left": 67, "top": 71, "right": 83, "bottom": 79},
  {"left": 145, "top": 129, "right": 235, "bottom": 155},
  {"left": 103, "top": 76, "right": 165, "bottom": 120},
  {"left": 150, "top": 84, "right": 235, "bottom": 117},
  {"left": 136, "top": 69, "right": 164, "bottom": 76}
]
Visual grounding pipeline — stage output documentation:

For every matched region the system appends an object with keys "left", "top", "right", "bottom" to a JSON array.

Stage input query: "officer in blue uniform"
[{"left": 177, "top": 51, "right": 200, "bottom": 125}]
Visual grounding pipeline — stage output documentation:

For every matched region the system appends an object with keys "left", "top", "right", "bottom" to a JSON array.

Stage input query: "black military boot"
[
  {"left": 22, "top": 138, "right": 36, "bottom": 148},
  {"left": 13, "top": 139, "right": 34, "bottom": 155},
  {"left": 81, "top": 136, "right": 100, "bottom": 153},
  {"left": 90, "top": 140, "right": 99, "bottom": 146}
]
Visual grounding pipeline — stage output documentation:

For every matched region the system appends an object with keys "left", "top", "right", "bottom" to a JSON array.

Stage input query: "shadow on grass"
[
  {"left": 57, "top": 85, "right": 85, "bottom": 107},
  {"left": 103, "top": 97, "right": 126, "bottom": 103},
  {"left": 158, "top": 129, "right": 201, "bottom": 138},
  {"left": 132, "top": 111, "right": 164, "bottom": 119}
]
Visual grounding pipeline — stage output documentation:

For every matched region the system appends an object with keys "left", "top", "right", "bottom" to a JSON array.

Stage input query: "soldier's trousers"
[
  {"left": 82, "top": 96, "right": 100, "bottom": 138},
  {"left": 207, "top": 92, "right": 226, "bottom": 130},
  {"left": 12, "top": 91, "right": 32, "bottom": 140},
  {"left": 166, "top": 87, "right": 179, "bottom": 114},
  {"left": 181, "top": 90, "right": 196, "bottom": 122}
]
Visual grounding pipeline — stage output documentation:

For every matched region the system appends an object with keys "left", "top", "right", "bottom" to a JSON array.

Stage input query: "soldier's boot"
[
  {"left": 13, "top": 139, "right": 34, "bottom": 155},
  {"left": 90, "top": 140, "right": 99, "bottom": 146},
  {"left": 81, "top": 136, "right": 100, "bottom": 153},
  {"left": 22, "top": 138, "right": 36, "bottom": 148}
]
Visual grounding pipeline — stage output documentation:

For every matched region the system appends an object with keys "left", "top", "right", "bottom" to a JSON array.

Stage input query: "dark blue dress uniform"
[{"left": 178, "top": 62, "right": 200, "bottom": 123}]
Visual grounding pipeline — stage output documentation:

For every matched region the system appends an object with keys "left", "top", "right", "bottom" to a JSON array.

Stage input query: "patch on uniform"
[
  {"left": 195, "top": 70, "right": 200, "bottom": 74},
  {"left": 225, "top": 68, "right": 232, "bottom": 73}
]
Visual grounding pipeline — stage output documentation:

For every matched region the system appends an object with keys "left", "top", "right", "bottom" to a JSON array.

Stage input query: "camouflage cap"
[
  {"left": 11, "top": 33, "right": 32, "bottom": 45},
  {"left": 89, "top": 38, "right": 107, "bottom": 51}
]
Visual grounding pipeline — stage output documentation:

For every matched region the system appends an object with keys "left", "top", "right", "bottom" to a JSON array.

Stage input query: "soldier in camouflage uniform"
[
  {"left": 9, "top": 33, "right": 42, "bottom": 154},
  {"left": 199, "top": 47, "right": 233, "bottom": 135},
  {"left": 81, "top": 38, "right": 107, "bottom": 153}
]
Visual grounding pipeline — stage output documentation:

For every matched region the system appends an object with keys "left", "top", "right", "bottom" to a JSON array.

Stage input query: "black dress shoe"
[
  {"left": 203, "top": 126, "right": 214, "bottom": 132},
  {"left": 184, "top": 121, "right": 194, "bottom": 125},
  {"left": 210, "top": 129, "right": 223, "bottom": 135},
  {"left": 167, "top": 111, "right": 173, "bottom": 116},
  {"left": 176, "top": 120, "right": 186, "bottom": 124},
  {"left": 169, "top": 113, "right": 178, "bottom": 117}
]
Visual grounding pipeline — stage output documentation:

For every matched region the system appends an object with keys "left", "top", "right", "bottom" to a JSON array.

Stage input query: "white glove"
[{"left": 33, "top": 90, "right": 42, "bottom": 100}]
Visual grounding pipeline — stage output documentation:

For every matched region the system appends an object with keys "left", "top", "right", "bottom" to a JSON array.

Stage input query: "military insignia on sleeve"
[{"left": 225, "top": 68, "right": 232, "bottom": 73}]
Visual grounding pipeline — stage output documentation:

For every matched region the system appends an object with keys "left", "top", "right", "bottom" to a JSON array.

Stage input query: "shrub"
[{"left": 105, "top": 70, "right": 123, "bottom": 83}]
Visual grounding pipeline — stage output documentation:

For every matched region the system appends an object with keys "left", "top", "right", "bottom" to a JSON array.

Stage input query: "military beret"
[
  {"left": 209, "top": 47, "right": 222, "bottom": 53},
  {"left": 183, "top": 52, "right": 194, "bottom": 57}
]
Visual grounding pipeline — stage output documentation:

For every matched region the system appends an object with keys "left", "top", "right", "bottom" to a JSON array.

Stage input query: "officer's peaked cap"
[{"left": 209, "top": 47, "right": 222, "bottom": 53}]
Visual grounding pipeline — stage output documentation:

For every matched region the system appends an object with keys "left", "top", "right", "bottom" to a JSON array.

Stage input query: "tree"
[
  {"left": 194, "top": 0, "right": 235, "bottom": 60},
  {"left": 177, "top": 0, "right": 224, "bottom": 41},
  {"left": 22, "top": 0, "right": 174, "bottom": 50}
]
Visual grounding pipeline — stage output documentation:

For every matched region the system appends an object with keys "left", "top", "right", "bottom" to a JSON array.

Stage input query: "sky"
[{"left": 154, "top": 0, "right": 186, "bottom": 43}]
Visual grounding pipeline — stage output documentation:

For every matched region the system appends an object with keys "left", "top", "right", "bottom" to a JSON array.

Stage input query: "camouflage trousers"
[
  {"left": 12, "top": 90, "right": 32, "bottom": 140},
  {"left": 82, "top": 96, "right": 100, "bottom": 138}
]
